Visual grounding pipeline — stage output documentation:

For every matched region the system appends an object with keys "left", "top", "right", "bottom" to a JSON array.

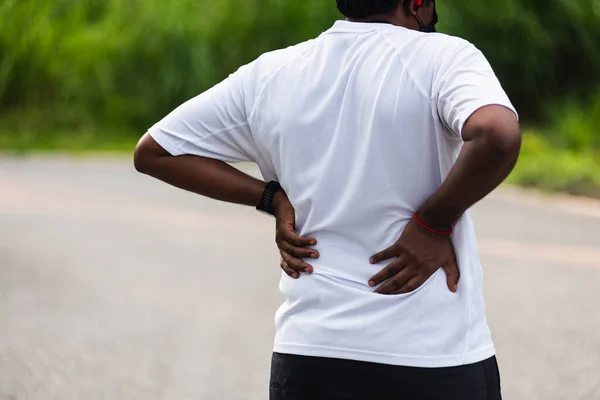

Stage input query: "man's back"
[
  {"left": 239, "top": 21, "right": 514, "bottom": 367},
  {"left": 146, "top": 19, "right": 515, "bottom": 368},
  {"left": 139, "top": 2, "right": 520, "bottom": 397},
  {"left": 251, "top": 21, "right": 458, "bottom": 287}
]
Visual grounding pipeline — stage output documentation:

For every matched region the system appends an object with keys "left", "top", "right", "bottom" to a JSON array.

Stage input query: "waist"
[
  {"left": 274, "top": 272, "right": 493, "bottom": 367},
  {"left": 299, "top": 247, "right": 393, "bottom": 288}
]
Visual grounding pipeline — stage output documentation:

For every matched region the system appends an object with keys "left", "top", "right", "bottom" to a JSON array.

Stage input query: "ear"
[{"left": 410, "top": 0, "right": 422, "bottom": 16}]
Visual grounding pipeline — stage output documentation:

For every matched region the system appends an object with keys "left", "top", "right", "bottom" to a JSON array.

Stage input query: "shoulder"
[
  {"left": 224, "top": 39, "right": 317, "bottom": 117},
  {"left": 380, "top": 29, "right": 478, "bottom": 65},
  {"left": 240, "top": 40, "right": 317, "bottom": 91},
  {"left": 418, "top": 32, "right": 472, "bottom": 52},
  {"left": 256, "top": 40, "right": 316, "bottom": 71}
]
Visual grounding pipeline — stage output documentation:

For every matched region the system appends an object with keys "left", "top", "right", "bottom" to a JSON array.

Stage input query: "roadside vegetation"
[{"left": 1, "top": 0, "right": 598, "bottom": 196}]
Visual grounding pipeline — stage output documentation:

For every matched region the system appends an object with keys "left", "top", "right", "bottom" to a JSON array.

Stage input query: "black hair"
[
  {"left": 335, "top": 0, "right": 432, "bottom": 19},
  {"left": 336, "top": 0, "right": 401, "bottom": 19}
]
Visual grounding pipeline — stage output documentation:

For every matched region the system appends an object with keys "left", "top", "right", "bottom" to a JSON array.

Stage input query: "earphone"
[{"left": 411, "top": 0, "right": 438, "bottom": 33}]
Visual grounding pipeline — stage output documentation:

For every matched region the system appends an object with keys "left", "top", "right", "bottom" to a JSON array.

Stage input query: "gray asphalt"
[{"left": 0, "top": 156, "right": 599, "bottom": 400}]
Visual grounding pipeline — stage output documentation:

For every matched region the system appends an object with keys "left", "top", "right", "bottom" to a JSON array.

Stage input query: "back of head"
[
  {"left": 336, "top": 0, "right": 435, "bottom": 20},
  {"left": 335, "top": 0, "right": 402, "bottom": 19}
]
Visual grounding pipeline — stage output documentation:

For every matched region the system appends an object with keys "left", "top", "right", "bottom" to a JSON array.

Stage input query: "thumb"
[
  {"left": 442, "top": 258, "right": 460, "bottom": 293},
  {"left": 283, "top": 203, "right": 297, "bottom": 228},
  {"left": 275, "top": 201, "right": 295, "bottom": 227},
  {"left": 282, "top": 208, "right": 296, "bottom": 231}
]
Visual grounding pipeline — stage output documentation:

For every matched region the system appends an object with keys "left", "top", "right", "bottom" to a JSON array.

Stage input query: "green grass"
[
  {"left": 0, "top": 130, "right": 137, "bottom": 154},
  {"left": 2, "top": 130, "right": 599, "bottom": 199},
  {"left": 0, "top": 107, "right": 139, "bottom": 154},
  {"left": 507, "top": 132, "right": 600, "bottom": 198}
]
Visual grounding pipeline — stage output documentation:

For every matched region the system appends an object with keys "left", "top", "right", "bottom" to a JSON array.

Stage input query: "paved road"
[{"left": 0, "top": 156, "right": 599, "bottom": 400}]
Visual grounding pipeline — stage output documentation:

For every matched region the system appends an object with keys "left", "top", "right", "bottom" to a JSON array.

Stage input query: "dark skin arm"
[
  {"left": 418, "top": 105, "right": 521, "bottom": 230},
  {"left": 369, "top": 105, "right": 521, "bottom": 294},
  {"left": 134, "top": 133, "right": 319, "bottom": 277},
  {"left": 134, "top": 133, "right": 265, "bottom": 206}
]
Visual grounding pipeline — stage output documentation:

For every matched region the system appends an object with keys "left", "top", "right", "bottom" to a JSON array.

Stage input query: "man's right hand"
[
  {"left": 368, "top": 216, "right": 460, "bottom": 295},
  {"left": 273, "top": 191, "right": 319, "bottom": 279}
]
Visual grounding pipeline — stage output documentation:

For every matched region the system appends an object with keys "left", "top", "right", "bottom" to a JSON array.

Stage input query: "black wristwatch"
[{"left": 256, "top": 181, "right": 283, "bottom": 216}]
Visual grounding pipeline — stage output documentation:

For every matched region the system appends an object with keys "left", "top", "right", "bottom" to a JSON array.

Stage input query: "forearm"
[
  {"left": 417, "top": 106, "right": 521, "bottom": 231},
  {"left": 418, "top": 138, "right": 520, "bottom": 230},
  {"left": 146, "top": 156, "right": 265, "bottom": 206},
  {"left": 135, "top": 134, "right": 265, "bottom": 207}
]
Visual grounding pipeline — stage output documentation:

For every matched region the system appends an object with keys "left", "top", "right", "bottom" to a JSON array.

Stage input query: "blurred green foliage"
[
  {"left": 443, "top": 0, "right": 600, "bottom": 122},
  {"left": 508, "top": 132, "right": 600, "bottom": 197},
  {"left": 2, "top": 0, "right": 599, "bottom": 195},
  {"left": 0, "top": 0, "right": 335, "bottom": 133},
  {"left": 1, "top": 0, "right": 599, "bottom": 135}
]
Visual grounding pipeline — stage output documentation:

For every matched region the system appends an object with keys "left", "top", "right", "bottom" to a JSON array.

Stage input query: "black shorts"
[{"left": 269, "top": 353, "right": 502, "bottom": 400}]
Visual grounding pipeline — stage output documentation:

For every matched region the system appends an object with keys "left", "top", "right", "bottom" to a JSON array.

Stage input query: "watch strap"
[{"left": 256, "top": 181, "right": 282, "bottom": 215}]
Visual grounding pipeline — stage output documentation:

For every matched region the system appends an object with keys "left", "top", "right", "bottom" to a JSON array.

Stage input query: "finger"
[
  {"left": 277, "top": 223, "right": 317, "bottom": 247},
  {"left": 280, "top": 257, "right": 299, "bottom": 279},
  {"left": 279, "top": 239, "right": 319, "bottom": 260},
  {"left": 375, "top": 269, "right": 414, "bottom": 295},
  {"left": 442, "top": 257, "right": 460, "bottom": 293},
  {"left": 369, "top": 257, "right": 406, "bottom": 287},
  {"left": 389, "top": 276, "right": 424, "bottom": 295},
  {"left": 370, "top": 245, "right": 398, "bottom": 264},
  {"left": 283, "top": 231, "right": 318, "bottom": 248},
  {"left": 281, "top": 250, "right": 313, "bottom": 274}
]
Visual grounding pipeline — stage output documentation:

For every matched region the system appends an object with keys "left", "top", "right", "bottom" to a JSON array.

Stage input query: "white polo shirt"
[{"left": 149, "top": 20, "right": 517, "bottom": 368}]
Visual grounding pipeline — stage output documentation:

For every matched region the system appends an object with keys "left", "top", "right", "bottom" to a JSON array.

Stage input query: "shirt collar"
[{"left": 324, "top": 20, "right": 403, "bottom": 34}]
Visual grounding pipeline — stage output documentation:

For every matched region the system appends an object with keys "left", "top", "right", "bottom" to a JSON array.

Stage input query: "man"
[{"left": 134, "top": 0, "right": 521, "bottom": 398}]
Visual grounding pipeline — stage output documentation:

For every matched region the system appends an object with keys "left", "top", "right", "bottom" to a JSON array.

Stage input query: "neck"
[{"left": 345, "top": 15, "right": 412, "bottom": 29}]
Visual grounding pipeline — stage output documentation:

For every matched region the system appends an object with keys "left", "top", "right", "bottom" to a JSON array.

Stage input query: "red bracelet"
[{"left": 413, "top": 213, "right": 453, "bottom": 235}]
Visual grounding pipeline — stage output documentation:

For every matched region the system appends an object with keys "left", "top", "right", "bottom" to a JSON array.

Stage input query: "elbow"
[
  {"left": 133, "top": 143, "right": 149, "bottom": 174},
  {"left": 133, "top": 133, "right": 160, "bottom": 174},
  {"left": 474, "top": 111, "right": 522, "bottom": 160},
  {"left": 134, "top": 133, "right": 173, "bottom": 175},
  {"left": 464, "top": 106, "right": 522, "bottom": 160},
  {"left": 485, "top": 124, "right": 522, "bottom": 160}
]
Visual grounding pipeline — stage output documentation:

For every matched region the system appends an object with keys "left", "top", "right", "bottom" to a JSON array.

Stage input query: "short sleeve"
[
  {"left": 148, "top": 63, "right": 259, "bottom": 163},
  {"left": 434, "top": 41, "right": 518, "bottom": 138}
]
